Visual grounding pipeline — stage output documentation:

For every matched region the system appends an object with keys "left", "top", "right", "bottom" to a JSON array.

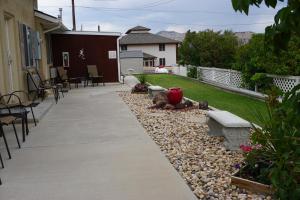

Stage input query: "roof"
[
  {"left": 120, "top": 50, "right": 143, "bottom": 58},
  {"left": 143, "top": 52, "right": 156, "bottom": 59},
  {"left": 125, "top": 26, "right": 151, "bottom": 34},
  {"left": 34, "top": 10, "right": 68, "bottom": 32},
  {"left": 120, "top": 51, "right": 157, "bottom": 59},
  {"left": 120, "top": 33, "right": 180, "bottom": 45},
  {"left": 53, "top": 31, "right": 121, "bottom": 36}
]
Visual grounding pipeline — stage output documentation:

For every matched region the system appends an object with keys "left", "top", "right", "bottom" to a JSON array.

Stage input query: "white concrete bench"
[
  {"left": 207, "top": 111, "right": 252, "bottom": 150},
  {"left": 148, "top": 86, "right": 166, "bottom": 98}
]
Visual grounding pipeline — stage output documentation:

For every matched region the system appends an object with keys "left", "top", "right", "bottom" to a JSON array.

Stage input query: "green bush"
[
  {"left": 137, "top": 74, "right": 147, "bottom": 85},
  {"left": 243, "top": 85, "right": 300, "bottom": 199},
  {"left": 250, "top": 73, "right": 274, "bottom": 93},
  {"left": 187, "top": 66, "right": 198, "bottom": 78},
  {"left": 233, "top": 34, "right": 300, "bottom": 88}
]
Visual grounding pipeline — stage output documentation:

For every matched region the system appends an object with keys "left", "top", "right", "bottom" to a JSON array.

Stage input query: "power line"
[{"left": 39, "top": 5, "right": 275, "bottom": 16}]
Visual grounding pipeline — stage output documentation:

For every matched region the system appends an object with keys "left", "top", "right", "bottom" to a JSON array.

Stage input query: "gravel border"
[{"left": 119, "top": 92, "right": 270, "bottom": 200}]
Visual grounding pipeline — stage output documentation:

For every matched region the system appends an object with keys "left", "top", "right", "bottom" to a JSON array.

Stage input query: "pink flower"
[{"left": 240, "top": 145, "right": 253, "bottom": 153}]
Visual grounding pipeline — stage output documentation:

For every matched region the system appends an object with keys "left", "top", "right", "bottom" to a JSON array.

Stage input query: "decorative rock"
[
  {"left": 151, "top": 91, "right": 169, "bottom": 109},
  {"left": 119, "top": 92, "right": 267, "bottom": 200},
  {"left": 199, "top": 101, "right": 209, "bottom": 110}
]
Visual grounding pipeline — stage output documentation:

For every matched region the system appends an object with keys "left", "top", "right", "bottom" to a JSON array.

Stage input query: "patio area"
[{"left": 0, "top": 84, "right": 197, "bottom": 200}]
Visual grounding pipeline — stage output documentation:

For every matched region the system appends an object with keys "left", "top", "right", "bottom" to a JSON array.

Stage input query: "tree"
[
  {"left": 179, "top": 30, "right": 238, "bottom": 68},
  {"left": 233, "top": 34, "right": 300, "bottom": 90},
  {"left": 231, "top": 0, "right": 300, "bottom": 50}
]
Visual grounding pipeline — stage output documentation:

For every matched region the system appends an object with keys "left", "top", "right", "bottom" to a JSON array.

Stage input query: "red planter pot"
[{"left": 167, "top": 88, "right": 183, "bottom": 105}]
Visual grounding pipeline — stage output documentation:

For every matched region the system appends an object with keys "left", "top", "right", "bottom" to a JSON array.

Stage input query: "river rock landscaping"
[{"left": 119, "top": 91, "right": 272, "bottom": 199}]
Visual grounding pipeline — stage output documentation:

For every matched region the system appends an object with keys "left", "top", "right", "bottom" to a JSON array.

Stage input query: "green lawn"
[{"left": 143, "top": 74, "right": 268, "bottom": 125}]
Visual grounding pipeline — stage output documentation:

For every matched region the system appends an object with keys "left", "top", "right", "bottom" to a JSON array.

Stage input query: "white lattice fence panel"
[
  {"left": 214, "top": 70, "right": 230, "bottom": 85},
  {"left": 230, "top": 71, "right": 242, "bottom": 88},
  {"left": 200, "top": 68, "right": 214, "bottom": 81},
  {"left": 271, "top": 76, "right": 300, "bottom": 92}
]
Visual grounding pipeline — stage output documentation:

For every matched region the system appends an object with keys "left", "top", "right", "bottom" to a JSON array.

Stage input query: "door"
[{"left": 4, "top": 15, "right": 16, "bottom": 93}]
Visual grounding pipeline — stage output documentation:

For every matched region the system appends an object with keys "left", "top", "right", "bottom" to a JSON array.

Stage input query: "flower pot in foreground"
[{"left": 167, "top": 88, "right": 183, "bottom": 105}]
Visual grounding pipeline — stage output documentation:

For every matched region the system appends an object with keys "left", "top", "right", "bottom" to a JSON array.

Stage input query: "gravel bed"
[{"left": 119, "top": 92, "right": 270, "bottom": 200}]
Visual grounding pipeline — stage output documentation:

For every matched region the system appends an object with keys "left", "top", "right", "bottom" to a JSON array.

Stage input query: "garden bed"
[{"left": 119, "top": 92, "right": 272, "bottom": 199}]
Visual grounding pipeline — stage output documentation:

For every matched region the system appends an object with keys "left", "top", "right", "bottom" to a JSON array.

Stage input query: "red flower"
[{"left": 240, "top": 145, "right": 253, "bottom": 153}]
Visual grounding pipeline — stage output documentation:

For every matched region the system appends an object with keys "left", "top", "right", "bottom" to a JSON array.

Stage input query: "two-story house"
[{"left": 120, "top": 26, "right": 179, "bottom": 73}]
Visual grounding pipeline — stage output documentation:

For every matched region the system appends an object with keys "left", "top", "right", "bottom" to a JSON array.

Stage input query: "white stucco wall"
[{"left": 127, "top": 44, "right": 177, "bottom": 67}]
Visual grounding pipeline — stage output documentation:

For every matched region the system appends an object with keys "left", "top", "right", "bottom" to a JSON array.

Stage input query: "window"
[
  {"left": 159, "top": 58, "right": 166, "bottom": 66},
  {"left": 159, "top": 44, "right": 165, "bottom": 51},
  {"left": 19, "top": 23, "right": 41, "bottom": 68},
  {"left": 121, "top": 45, "right": 127, "bottom": 51}
]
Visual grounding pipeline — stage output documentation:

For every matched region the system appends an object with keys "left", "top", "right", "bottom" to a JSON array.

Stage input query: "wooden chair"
[{"left": 87, "top": 65, "right": 105, "bottom": 86}]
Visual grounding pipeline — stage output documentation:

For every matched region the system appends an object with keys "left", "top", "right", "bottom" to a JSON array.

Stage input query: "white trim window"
[
  {"left": 159, "top": 43, "right": 165, "bottom": 51},
  {"left": 159, "top": 58, "right": 166, "bottom": 66}
]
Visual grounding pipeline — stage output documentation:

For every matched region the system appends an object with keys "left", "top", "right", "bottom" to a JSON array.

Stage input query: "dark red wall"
[{"left": 51, "top": 34, "right": 119, "bottom": 82}]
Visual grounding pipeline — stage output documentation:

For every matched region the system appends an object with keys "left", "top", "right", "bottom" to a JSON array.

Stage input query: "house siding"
[
  {"left": 127, "top": 44, "right": 177, "bottom": 67},
  {"left": 51, "top": 34, "right": 119, "bottom": 82},
  {"left": 0, "top": 0, "right": 50, "bottom": 94}
]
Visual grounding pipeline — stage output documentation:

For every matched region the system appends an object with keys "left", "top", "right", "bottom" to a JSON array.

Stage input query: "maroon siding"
[{"left": 51, "top": 34, "right": 119, "bottom": 82}]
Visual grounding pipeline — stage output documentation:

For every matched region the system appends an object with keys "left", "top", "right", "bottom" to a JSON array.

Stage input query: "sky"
[{"left": 37, "top": 0, "right": 286, "bottom": 34}]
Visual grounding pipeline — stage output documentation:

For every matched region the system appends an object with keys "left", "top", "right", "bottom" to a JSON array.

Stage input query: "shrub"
[
  {"left": 242, "top": 85, "right": 300, "bottom": 199},
  {"left": 250, "top": 73, "right": 274, "bottom": 93},
  {"left": 137, "top": 74, "right": 147, "bottom": 85},
  {"left": 187, "top": 66, "right": 198, "bottom": 78}
]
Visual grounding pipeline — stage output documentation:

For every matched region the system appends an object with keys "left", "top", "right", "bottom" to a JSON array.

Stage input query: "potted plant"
[{"left": 231, "top": 85, "right": 300, "bottom": 199}]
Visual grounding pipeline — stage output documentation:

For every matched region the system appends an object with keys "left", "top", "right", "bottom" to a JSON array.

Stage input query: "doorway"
[{"left": 4, "top": 14, "right": 17, "bottom": 93}]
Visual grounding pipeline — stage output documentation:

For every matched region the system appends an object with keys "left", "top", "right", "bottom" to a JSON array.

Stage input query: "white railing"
[
  {"left": 197, "top": 66, "right": 243, "bottom": 88},
  {"left": 173, "top": 66, "right": 300, "bottom": 93},
  {"left": 172, "top": 66, "right": 188, "bottom": 77},
  {"left": 268, "top": 74, "right": 300, "bottom": 93}
]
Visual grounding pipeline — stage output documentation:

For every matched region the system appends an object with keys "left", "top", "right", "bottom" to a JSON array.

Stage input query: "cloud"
[
  {"left": 79, "top": 21, "right": 127, "bottom": 32},
  {"left": 38, "top": 0, "right": 282, "bottom": 33},
  {"left": 165, "top": 25, "right": 189, "bottom": 33}
]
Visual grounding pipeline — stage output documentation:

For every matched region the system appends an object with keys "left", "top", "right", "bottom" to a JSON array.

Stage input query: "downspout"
[{"left": 117, "top": 36, "right": 121, "bottom": 82}]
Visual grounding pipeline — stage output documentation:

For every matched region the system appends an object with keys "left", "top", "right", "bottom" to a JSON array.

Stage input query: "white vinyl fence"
[
  {"left": 172, "top": 66, "right": 187, "bottom": 77},
  {"left": 172, "top": 66, "right": 300, "bottom": 93}
]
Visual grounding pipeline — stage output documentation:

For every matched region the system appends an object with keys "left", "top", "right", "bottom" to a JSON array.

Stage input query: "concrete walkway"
[{"left": 0, "top": 84, "right": 197, "bottom": 200}]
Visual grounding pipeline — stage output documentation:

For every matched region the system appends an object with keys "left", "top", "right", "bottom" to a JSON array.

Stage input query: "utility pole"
[{"left": 71, "top": 0, "right": 76, "bottom": 31}]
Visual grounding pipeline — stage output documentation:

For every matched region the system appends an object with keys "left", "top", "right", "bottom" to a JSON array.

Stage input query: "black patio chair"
[
  {"left": 9, "top": 91, "right": 38, "bottom": 126},
  {"left": 0, "top": 94, "right": 29, "bottom": 142},
  {"left": 34, "top": 68, "right": 66, "bottom": 100},
  {"left": 26, "top": 69, "right": 59, "bottom": 103},
  {"left": 0, "top": 115, "right": 20, "bottom": 160}
]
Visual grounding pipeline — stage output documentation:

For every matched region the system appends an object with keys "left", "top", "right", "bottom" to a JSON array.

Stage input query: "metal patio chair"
[
  {"left": 34, "top": 68, "right": 66, "bottom": 100},
  {"left": 56, "top": 66, "right": 71, "bottom": 89},
  {"left": 87, "top": 65, "right": 105, "bottom": 86},
  {"left": 0, "top": 115, "right": 20, "bottom": 160},
  {"left": 26, "top": 69, "right": 59, "bottom": 103},
  {"left": 0, "top": 94, "right": 29, "bottom": 142}
]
